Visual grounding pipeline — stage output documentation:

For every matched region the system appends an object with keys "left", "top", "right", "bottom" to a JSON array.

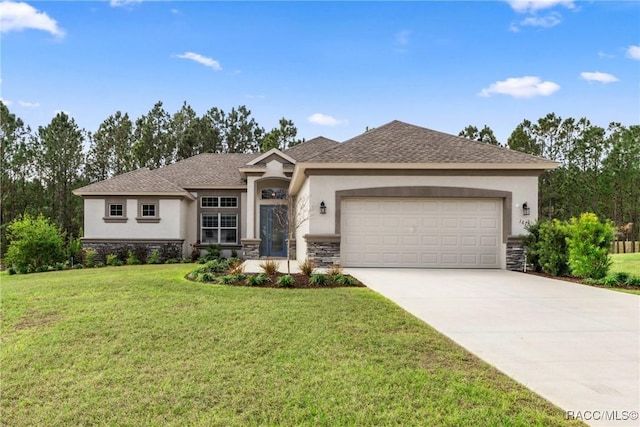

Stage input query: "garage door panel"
[
  {"left": 342, "top": 198, "right": 501, "bottom": 268},
  {"left": 441, "top": 218, "right": 457, "bottom": 228}
]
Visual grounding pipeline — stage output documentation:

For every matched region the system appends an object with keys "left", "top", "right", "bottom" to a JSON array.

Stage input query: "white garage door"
[{"left": 341, "top": 198, "right": 501, "bottom": 268}]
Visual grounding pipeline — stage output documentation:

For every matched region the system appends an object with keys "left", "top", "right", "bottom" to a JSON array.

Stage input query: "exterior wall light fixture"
[{"left": 320, "top": 201, "right": 327, "bottom": 215}]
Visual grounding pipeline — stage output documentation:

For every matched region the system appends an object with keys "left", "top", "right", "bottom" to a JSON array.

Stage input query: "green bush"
[
  {"left": 309, "top": 273, "right": 328, "bottom": 286},
  {"left": 106, "top": 253, "right": 122, "bottom": 266},
  {"left": 220, "top": 275, "right": 238, "bottom": 285},
  {"left": 84, "top": 249, "right": 97, "bottom": 268},
  {"left": 601, "top": 275, "right": 619, "bottom": 287},
  {"left": 277, "top": 274, "right": 295, "bottom": 287},
  {"left": 7, "top": 267, "right": 17, "bottom": 275},
  {"left": 565, "top": 213, "right": 614, "bottom": 279},
  {"left": 537, "top": 219, "right": 570, "bottom": 276},
  {"left": 523, "top": 220, "right": 542, "bottom": 272},
  {"left": 247, "top": 273, "right": 270, "bottom": 286},
  {"left": 204, "top": 244, "right": 222, "bottom": 261},
  {"left": 147, "top": 249, "right": 161, "bottom": 264},
  {"left": 66, "top": 236, "right": 84, "bottom": 264},
  {"left": 126, "top": 250, "right": 140, "bottom": 265},
  {"left": 73, "top": 263, "right": 84, "bottom": 270},
  {"left": 5, "top": 214, "right": 65, "bottom": 269},
  {"left": 332, "top": 274, "right": 358, "bottom": 286},
  {"left": 625, "top": 275, "right": 640, "bottom": 287},
  {"left": 54, "top": 262, "right": 65, "bottom": 271}
]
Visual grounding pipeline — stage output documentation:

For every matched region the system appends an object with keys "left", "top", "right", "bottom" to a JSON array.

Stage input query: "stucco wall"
[
  {"left": 306, "top": 174, "right": 539, "bottom": 237},
  {"left": 84, "top": 198, "right": 185, "bottom": 240}
]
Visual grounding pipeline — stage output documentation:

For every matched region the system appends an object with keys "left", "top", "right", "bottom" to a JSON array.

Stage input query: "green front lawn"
[
  {"left": 1, "top": 265, "right": 581, "bottom": 426},
  {"left": 610, "top": 252, "right": 640, "bottom": 276}
]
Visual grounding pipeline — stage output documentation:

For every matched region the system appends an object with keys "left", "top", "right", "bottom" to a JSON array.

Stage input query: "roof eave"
[
  {"left": 72, "top": 190, "right": 196, "bottom": 200},
  {"left": 289, "top": 161, "right": 560, "bottom": 195}
]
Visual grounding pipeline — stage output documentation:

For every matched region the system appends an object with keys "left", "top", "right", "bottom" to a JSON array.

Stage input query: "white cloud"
[
  {"left": 0, "top": 97, "right": 12, "bottom": 106},
  {"left": 307, "top": 113, "right": 346, "bottom": 126},
  {"left": 626, "top": 45, "right": 640, "bottom": 60},
  {"left": 479, "top": 76, "right": 560, "bottom": 98},
  {"left": 598, "top": 51, "right": 615, "bottom": 59},
  {"left": 0, "top": 1, "right": 65, "bottom": 37},
  {"left": 520, "top": 12, "right": 561, "bottom": 28},
  {"left": 395, "top": 30, "right": 411, "bottom": 46},
  {"left": 175, "top": 52, "right": 222, "bottom": 71},
  {"left": 110, "top": 0, "right": 143, "bottom": 7},
  {"left": 580, "top": 71, "right": 619, "bottom": 84},
  {"left": 507, "top": 0, "right": 574, "bottom": 13},
  {"left": 18, "top": 100, "right": 40, "bottom": 107}
]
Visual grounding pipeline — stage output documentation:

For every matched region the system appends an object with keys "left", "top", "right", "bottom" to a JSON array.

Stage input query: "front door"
[{"left": 259, "top": 205, "right": 288, "bottom": 257}]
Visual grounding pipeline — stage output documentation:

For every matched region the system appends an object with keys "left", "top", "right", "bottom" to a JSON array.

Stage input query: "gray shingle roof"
[
  {"left": 74, "top": 168, "right": 188, "bottom": 193},
  {"left": 306, "top": 120, "right": 553, "bottom": 164},
  {"left": 283, "top": 137, "right": 340, "bottom": 161},
  {"left": 156, "top": 153, "right": 257, "bottom": 187}
]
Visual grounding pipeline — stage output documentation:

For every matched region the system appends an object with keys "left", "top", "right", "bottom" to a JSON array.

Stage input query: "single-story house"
[{"left": 73, "top": 120, "right": 557, "bottom": 269}]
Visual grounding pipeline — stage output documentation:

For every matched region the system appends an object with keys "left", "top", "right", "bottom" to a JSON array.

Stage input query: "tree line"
[
  {"left": 2, "top": 101, "right": 638, "bottom": 252},
  {"left": 459, "top": 115, "right": 639, "bottom": 244},
  {"left": 1, "top": 101, "right": 302, "bottom": 246}
]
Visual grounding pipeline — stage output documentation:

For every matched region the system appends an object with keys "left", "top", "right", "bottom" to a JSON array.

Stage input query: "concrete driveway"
[{"left": 346, "top": 269, "right": 640, "bottom": 426}]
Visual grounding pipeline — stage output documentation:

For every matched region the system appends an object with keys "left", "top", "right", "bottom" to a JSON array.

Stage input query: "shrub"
[
  {"left": 613, "top": 272, "right": 630, "bottom": 284},
  {"left": 126, "top": 250, "right": 141, "bottom": 265},
  {"left": 54, "top": 262, "right": 65, "bottom": 271},
  {"left": 523, "top": 220, "right": 542, "bottom": 272},
  {"left": 309, "top": 273, "right": 327, "bottom": 286},
  {"left": 601, "top": 275, "right": 619, "bottom": 287},
  {"left": 277, "top": 274, "right": 295, "bottom": 287},
  {"left": 200, "top": 272, "right": 215, "bottom": 282},
  {"left": 565, "top": 213, "right": 614, "bottom": 279},
  {"left": 326, "top": 264, "right": 343, "bottom": 277},
  {"left": 299, "top": 258, "right": 316, "bottom": 276},
  {"left": 537, "top": 219, "right": 570, "bottom": 276},
  {"left": 259, "top": 258, "right": 279, "bottom": 276},
  {"left": 625, "top": 275, "right": 640, "bottom": 287},
  {"left": 220, "top": 275, "right": 239, "bottom": 285},
  {"left": 248, "top": 273, "right": 271, "bottom": 286},
  {"left": 147, "top": 249, "right": 161, "bottom": 264},
  {"left": 5, "top": 214, "right": 65, "bottom": 269},
  {"left": 35, "top": 265, "right": 50, "bottom": 273},
  {"left": 204, "top": 244, "right": 222, "bottom": 261},
  {"left": 17, "top": 265, "right": 30, "bottom": 274},
  {"left": 66, "top": 236, "right": 84, "bottom": 264},
  {"left": 165, "top": 258, "right": 179, "bottom": 264},
  {"left": 94, "top": 262, "right": 105, "bottom": 268},
  {"left": 227, "top": 259, "right": 245, "bottom": 275},
  {"left": 106, "top": 253, "right": 120, "bottom": 266},
  {"left": 73, "top": 263, "right": 84, "bottom": 270},
  {"left": 7, "top": 267, "right": 17, "bottom": 275},
  {"left": 84, "top": 249, "right": 97, "bottom": 268},
  {"left": 231, "top": 249, "right": 239, "bottom": 258},
  {"left": 332, "top": 274, "right": 358, "bottom": 286}
]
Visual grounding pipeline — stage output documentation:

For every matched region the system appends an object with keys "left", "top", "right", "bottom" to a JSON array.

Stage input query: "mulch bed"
[
  {"left": 190, "top": 272, "right": 366, "bottom": 289},
  {"left": 522, "top": 270, "right": 639, "bottom": 291}
]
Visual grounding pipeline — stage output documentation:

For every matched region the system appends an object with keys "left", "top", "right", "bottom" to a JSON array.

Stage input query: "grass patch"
[
  {"left": 610, "top": 253, "right": 640, "bottom": 276},
  {"left": 1, "top": 265, "right": 582, "bottom": 426}
]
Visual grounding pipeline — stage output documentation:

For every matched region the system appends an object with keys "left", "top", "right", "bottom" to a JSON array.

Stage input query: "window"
[
  {"left": 261, "top": 188, "right": 287, "bottom": 200},
  {"left": 141, "top": 204, "right": 156, "bottom": 217},
  {"left": 201, "top": 197, "right": 218, "bottom": 208},
  {"left": 201, "top": 196, "right": 238, "bottom": 208},
  {"left": 220, "top": 197, "right": 238, "bottom": 207},
  {"left": 104, "top": 199, "right": 127, "bottom": 222},
  {"left": 136, "top": 199, "right": 160, "bottom": 222},
  {"left": 109, "top": 204, "right": 124, "bottom": 217},
  {"left": 201, "top": 213, "right": 238, "bottom": 244}
]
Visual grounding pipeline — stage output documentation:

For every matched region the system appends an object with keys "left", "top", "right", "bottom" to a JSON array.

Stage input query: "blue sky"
[{"left": 1, "top": 0, "right": 639, "bottom": 145}]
